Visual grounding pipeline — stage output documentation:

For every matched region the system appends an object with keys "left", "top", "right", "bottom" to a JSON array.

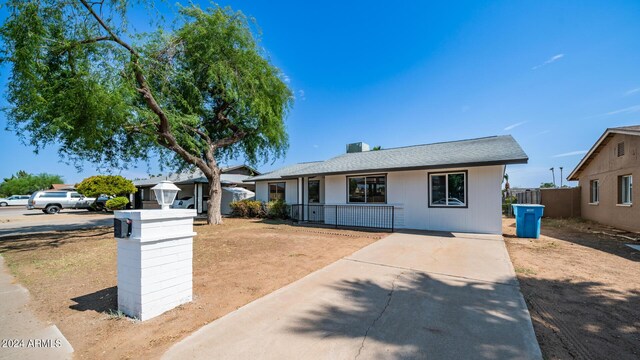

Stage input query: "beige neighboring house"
[{"left": 568, "top": 125, "right": 639, "bottom": 232}]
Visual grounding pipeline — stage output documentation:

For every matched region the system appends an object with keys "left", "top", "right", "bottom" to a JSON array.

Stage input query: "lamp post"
[
  {"left": 559, "top": 167, "right": 563, "bottom": 188},
  {"left": 114, "top": 180, "right": 196, "bottom": 321},
  {"left": 151, "top": 180, "right": 180, "bottom": 209}
]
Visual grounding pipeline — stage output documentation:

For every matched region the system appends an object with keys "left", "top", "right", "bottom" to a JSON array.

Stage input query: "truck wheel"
[
  {"left": 45, "top": 205, "right": 61, "bottom": 214},
  {"left": 0, "top": 202, "right": 7, "bottom": 207}
]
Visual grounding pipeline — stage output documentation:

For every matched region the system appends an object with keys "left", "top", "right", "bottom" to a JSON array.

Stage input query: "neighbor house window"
[
  {"left": 269, "top": 182, "right": 286, "bottom": 201},
  {"left": 347, "top": 175, "right": 386, "bottom": 203},
  {"left": 589, "top": 180, "right": 599, "bottom": 204},
  {"left": 619, "top": 175, "right": 632, "bottom": 205},
  {"left": 429, "top": 171, "right": 467, "bottom": 207},
  {"left": 617, "top": 142, "right": 625, "bottom": 157},
  {"left": 308, "top": 180, "right": 320, "bottom": 203}
]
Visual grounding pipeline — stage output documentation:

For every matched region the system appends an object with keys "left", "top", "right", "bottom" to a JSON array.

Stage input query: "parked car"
[
  {"left": 27, "top": 191, "right": 96, "bottom": 214},
  {"left": 171, "top": 196, "right": 195, "bottom": 209},
  {"left": 0, "top": 195, "right": 30, "bottom": 207}
]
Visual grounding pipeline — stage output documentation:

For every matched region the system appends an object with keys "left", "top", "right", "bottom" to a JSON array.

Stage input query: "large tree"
[
  {"left": 0, "top": 1, "right": 292, "bottom": 224},
  {"left": 0, "top": 171, "right": 64, "bottom": 196}
]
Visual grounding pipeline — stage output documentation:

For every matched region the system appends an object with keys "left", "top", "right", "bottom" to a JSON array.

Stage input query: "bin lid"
[{"left": 511, "top": 204, "right": 545, "bottom": 207}]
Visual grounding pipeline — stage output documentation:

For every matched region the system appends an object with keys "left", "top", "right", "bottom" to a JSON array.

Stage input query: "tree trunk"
[{"left": 206, "top": 170, "right": 223, "bottom": 225}]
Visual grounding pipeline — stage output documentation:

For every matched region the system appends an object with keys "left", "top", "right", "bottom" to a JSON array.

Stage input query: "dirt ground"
[
  {"left": 0, "top": 218, "right": 386, "bottom": 359},
  {"left": 503, "top": 217, "right": 640, "bottom": 360}
]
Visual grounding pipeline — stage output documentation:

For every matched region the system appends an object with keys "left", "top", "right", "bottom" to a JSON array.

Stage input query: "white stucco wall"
[{"left": 324, "top": 165, "right": 505, "bottom": 234}]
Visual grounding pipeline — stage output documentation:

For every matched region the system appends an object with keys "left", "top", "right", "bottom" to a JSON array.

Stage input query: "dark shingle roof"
[
  {"left": 286, "top": 135, "right": 527, "bottom": 177},
  {"left": 246, "top": 135, "right": 527, "bottom": 181},
  {"left": 247, "top": 162, "right": 323, "bottom": 181}
]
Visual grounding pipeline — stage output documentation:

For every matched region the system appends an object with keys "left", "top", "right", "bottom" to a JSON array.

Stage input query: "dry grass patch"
[
  {"left": 503, "top": 217, "right": 640, "bottom": 360},
  {"left": 0, "top": 218, "right": 386, "bottom": 359}
]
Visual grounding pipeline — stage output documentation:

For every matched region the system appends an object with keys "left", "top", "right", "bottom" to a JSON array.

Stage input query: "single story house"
[
  {"left": 567, "top": 125, "right": 639, "bottom": 232},
  {"left": 133, "top": 165, "right": 259, "bottom": 214},
  {"left": 246, "top": 136, "right": 528, "bottom": 234},
  {"left": 50, "top": 184, "right": 76, "bottom": 191}
]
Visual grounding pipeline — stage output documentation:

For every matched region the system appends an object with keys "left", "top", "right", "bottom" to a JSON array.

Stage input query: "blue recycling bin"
[{"left": 512, "top": 204, "right": 545, "bottom": 239}]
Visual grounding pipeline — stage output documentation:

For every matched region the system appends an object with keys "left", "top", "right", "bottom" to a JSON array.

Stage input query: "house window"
[
  {"left": 269, "top": 182, "right": 286, "bottom": 201},
  {"left": 429, "top": 171, "right": 467, "bottom": 207},
  {"left": 619, "top": 175, "right": 632, "bottom": 205},
  {"left": 347, "top": 175, "right": 386, "bottom": 203},
  {"left": 308, "top": 180, "right": 320, "bottom": 203},
  {"left": 617, "top": 142, "right": 625, "bottom": 157},
  {"left": 589, "top": 180, "right": 599, "bottom": 204}
]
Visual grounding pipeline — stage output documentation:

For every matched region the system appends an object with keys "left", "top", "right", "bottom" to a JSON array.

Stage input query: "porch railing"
[{"left": 289, "top": 204, "right": 395, "bottom": 231}]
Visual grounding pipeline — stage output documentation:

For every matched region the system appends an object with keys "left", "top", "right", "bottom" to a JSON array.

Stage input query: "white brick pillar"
[{"left": 114, "top": 209, "right": 197, "bottom": 321}]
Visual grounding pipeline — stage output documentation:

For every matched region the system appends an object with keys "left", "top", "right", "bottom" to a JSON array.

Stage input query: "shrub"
[
  {"left": 105, "top": 196, "right": 129, "bottom": 211},
  {"left": 266, "top": 199, "right": 288, "bottom": 219},
  {"left": 230, "top": 199, "right": 264, "bottom": 218},
  {"left": 76, "top": 175, "right": 136, "bottom": 198}
]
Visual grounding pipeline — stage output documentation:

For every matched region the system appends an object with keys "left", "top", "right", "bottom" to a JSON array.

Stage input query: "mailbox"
[{"left": 114, "top": 218, "right": 132, "bottom": 238}]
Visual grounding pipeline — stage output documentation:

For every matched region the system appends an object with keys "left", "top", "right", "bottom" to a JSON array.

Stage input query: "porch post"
[{"left": 195, "top": 183, "right": 203, "bottom": 214}]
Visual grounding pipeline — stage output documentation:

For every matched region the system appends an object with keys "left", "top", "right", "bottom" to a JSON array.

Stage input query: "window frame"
[
  {"left": 346, "top": 174, "right": 387, "bottom": 204},
  {"left": 428, "top": 170, "right": 469, "bottom": 208},
  {"left": 307, "top": 179, "right": 321, "bottom": 204},
  {"left": 589, "top": 179, "right": 599, "bottom": 204},
  {"left": 268, "top": 182, "right": 286, "bottom": 202},
  {"left": 619, "top": 175, "right": 633, "bottom": 205}
]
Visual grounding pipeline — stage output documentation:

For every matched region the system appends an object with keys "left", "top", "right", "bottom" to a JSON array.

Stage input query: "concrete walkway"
[
  {"left": 164, "top": 231, "right": 542, "bottom": 360},
  {"left": 0, "top": 255, "right": 74, "bottom": 360}
]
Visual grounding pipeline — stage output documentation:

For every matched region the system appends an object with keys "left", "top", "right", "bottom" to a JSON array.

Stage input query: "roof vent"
[{"left": 346, "top": 142, "right": 370, "bottom": 153}]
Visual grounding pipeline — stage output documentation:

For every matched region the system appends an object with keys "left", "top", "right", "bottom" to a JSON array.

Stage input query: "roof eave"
[
  {"left": 273, "top": 158, "right": 529, "bottom": 179},
  {"left": 567, "top": 128, "right": 626, "bottom": 181}
]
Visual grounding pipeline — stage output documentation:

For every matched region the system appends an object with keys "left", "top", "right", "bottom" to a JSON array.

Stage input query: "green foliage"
[
  {"left": 266, "top": 200, "right": 288, "bottom": 219},
  {"left": 0, "top": 171, "right": 64, "bottom": 196},
  {"left": 105, "top": 196, "right": 129, "bottom": 211},
  {"left": 76, "top": 175, "right": 136, "bottom": 198},
  {"left": 540, "top": 182, "right": 555, "bottom": 188},
  {"left": 0, "top": 1, "right": 292, "bottom": 171},
  {"left": 229, "top": 199, "right": 264, "bottom": 218},
  {"left": 371, "top": 146, "right": 382, "bottom": 151},
  {"left": 502, "top": 195, "right": 517, "bottom": 217}
]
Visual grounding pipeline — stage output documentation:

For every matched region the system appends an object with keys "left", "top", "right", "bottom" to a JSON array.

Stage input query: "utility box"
[
  {"left": 114, "top": 209, "right": 197, "bottom": 321},
  {"left": 512, "top": 204, "right": 545, "bottom": 239}
]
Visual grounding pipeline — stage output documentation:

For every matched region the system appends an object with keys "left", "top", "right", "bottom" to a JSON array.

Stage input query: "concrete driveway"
[{"left": 164, "top": 231, "right": 542, "bottom": 360}]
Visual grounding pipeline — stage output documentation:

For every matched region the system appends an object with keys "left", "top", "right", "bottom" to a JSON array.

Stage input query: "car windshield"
[{"left": 178, "top": 196, "right": 192, "bottom": 200}]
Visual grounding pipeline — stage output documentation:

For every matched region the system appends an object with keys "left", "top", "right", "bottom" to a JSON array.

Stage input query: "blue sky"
[{"left": 1, "top": 0, "right": 638, "bottom": 186}]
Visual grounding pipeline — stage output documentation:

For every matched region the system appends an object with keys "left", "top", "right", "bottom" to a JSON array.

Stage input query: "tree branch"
[
  {"left": 79, "top": 0, "right": 212, "bottom": 175},
  {"left": 78, "top": 0, "right": 139, "bottom": 57}
]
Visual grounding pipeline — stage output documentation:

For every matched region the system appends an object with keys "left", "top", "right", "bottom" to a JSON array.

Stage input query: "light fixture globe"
[{"left": 151, "top": 181, "right": 181, "bottom": 210}]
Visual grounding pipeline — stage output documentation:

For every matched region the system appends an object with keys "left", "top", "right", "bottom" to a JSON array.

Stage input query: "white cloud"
[
  {"left": 504, "top": 121, "right": 528, "bottom": 131},
  {"left": 282, "top": 74, "right": 290, "bottom": 83},
  {"left": 589, "top": 104, "right": 640, "bottom": 118},
  {"left": 532, "top": 53, "right": 564, "bottom": 70},
  {"left": 625, "top": 87, "right": 640, "bottom": 96},
  {"left": 552, "top": 150, "right": 587, "bottom": 158},
  {"left": 298, "top": 89, "right": 306, "bottom": 101}
]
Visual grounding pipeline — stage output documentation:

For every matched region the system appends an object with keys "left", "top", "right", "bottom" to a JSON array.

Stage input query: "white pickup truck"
[{"left": 27, "top": 191, "right": 95, "bottom": 214}]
